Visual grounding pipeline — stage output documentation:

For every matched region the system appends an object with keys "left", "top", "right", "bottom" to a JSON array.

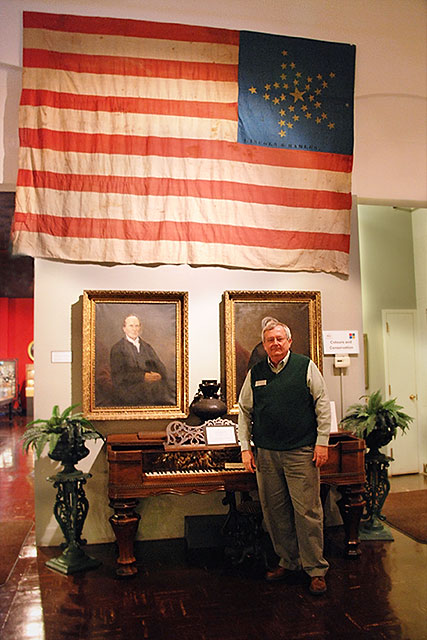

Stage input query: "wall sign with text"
[{"left": 323, "top": 331, "right": 359, "bottom": 354}]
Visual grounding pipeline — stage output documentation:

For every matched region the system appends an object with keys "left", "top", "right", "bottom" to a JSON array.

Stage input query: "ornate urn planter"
[
  {"left": 22, "top": 405, "right": 104, "bottom": 574},
  {"left": 340, "top": 391, "right": 412, "bottom": 538}
]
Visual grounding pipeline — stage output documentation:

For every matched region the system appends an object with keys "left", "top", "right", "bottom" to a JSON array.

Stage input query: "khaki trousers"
[{"left": 256, "top": 446, "right": 329, "bottom": 577}]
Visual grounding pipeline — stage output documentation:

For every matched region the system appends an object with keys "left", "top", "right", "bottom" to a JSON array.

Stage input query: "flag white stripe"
[
  {"left": 22, "top": 69, "right": 238, "bottom": 103},
  {"left": 19, "top": 106, "right": 237, "bottom": 141},
  {"left": 16, "top": 187, "right": 351, "bottom": 233},
  {"left": 24, "top": 27, "right": 239, "bottom": 64},
  {"left": 12, "top": 232, "right": 349, "bottom": 274},
  {"left": 19, "top": 148, "right": 352, "bottom": 193}
]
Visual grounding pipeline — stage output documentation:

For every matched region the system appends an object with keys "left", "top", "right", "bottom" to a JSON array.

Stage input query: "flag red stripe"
[
  {"left": 23, "top": 11, "right": 240, "bottom": 45},
  {"left": 20, "top": 90, "right": 237, "bottom": 121},
  {"left": 14, "top": 211, "right": 350, "bottom": 252},
  {"left": 19, "top": 128, "right": 352, "bottom": 173},
  {"left": 23, "top": 48, "right": 237, "bottom": 82},
  {"left": 17, "top": 169, "right": 351, "bottom": 209}
]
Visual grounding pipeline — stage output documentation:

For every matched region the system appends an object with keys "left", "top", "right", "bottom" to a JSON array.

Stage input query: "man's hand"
[
  {"left": 242, "top": 449, "right": 256, "bottom": 473},
  {"left": 313, "top": 445, "right": 329, "bottom": 468},
  {"left": 144, "top": 371, "right": 161, "bottom": 383}
]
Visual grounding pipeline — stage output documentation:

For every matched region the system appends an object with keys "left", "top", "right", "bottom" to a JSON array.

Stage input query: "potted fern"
[
  {"left": 340, "top": 390, "right": 412, "bottom": 453},
  {"left": 22, "top": 404, "right": 104, "bottom": 574},
  {"left": 22, "top": 404, "right": 104, "bottom": 474},
  {"left": 341, "top": 390, "right": 412, "bottom": 538}
]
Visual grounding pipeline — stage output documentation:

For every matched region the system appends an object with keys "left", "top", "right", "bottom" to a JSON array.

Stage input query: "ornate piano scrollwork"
[
  {"left": 166, "top": 417, "right": 238, "bottom": 447},
  {"left": 166, "top": 420, "right": 205, "bottom": 446},
  {"left": 155, "top": 450, "right": 217, "bottom": 471},
  {"left": 152, "top": 417, "right": 241, "bottom": 472},
  {"left": 202, "top": 416, "right": 238, "bottom": 429}
]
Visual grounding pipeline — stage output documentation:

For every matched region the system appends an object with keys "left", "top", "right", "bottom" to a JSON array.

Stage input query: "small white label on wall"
[
  {"left": 323, "top": 331, "right": 359, "bottom": 354},
  {"left": 51, "top": 351, "right": 72, "bottom": 363}
]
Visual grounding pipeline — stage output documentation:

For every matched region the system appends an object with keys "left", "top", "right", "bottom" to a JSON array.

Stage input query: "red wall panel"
[{"left": 0, "top": 298, "right": 34, "bottom": 411}]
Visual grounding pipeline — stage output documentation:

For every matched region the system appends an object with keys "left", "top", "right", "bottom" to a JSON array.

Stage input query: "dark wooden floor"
[{"left": 1, "top": 415, "right": 426, "bottom": 640}]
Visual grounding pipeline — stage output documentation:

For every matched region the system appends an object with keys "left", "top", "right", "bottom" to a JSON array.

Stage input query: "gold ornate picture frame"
[
  {"left": 222, "top": 290, "right": 323, "bottom": 414},
  {"left": 82, "top": 290, "right": 188, "bottom": 420}
]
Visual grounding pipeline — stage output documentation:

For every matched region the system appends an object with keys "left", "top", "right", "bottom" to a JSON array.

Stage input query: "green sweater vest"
[{"left": 250, "top": 352, "right": 318, "bottom": 451}]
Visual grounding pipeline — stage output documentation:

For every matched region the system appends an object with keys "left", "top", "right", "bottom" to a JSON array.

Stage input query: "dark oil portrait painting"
[
  {"left": 83, "top": 291, "right": 188, "bottom": 420},
  {"left": 222, "top": 291, "right": 322, "bottom": 413}
]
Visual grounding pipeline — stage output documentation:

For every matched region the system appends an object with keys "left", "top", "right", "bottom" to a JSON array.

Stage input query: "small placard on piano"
[
  {"left": 223, "top": 461, "right": 245, "bottom": 470},
  {"left": 204, "top": 424, "right": 238, "bottom": 446}
]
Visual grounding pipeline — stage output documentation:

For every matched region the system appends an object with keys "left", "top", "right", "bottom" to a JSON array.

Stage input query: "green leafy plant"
[
  {"left": 22, "top": 404, "right": 104, "bottom": 459},
  {"left": 340, "top": 390, "right": 412, "bottom": 449}
]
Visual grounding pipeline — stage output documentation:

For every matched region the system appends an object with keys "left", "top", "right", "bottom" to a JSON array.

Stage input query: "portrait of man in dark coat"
[{"left": 110, "top": 314, "right": 175, "bottom": 406}]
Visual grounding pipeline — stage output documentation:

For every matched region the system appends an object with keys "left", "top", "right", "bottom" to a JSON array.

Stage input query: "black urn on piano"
[{"left": 189, "top": 379, "right": 227, "bottom": 422}]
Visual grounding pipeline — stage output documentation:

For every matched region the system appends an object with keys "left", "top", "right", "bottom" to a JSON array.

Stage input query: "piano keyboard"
[{"left": 145, "top": 468, "right": 247, "bottom": 476}]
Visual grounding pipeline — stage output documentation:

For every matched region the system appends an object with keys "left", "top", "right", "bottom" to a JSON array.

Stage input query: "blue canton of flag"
[{"left": 238, "top": 31, "right": 356, "bottom": 155}]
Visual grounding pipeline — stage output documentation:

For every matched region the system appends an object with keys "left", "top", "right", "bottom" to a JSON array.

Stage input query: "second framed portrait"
[
  {"left": 82, "top": 290, "right": 188, "bottom": 420},
  {"left": 222, "top": 290, "right": 323, "bottom": 414}
]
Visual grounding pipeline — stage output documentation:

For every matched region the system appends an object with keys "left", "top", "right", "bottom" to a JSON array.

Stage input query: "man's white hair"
[{"left": 261, "top": 317, "right": 292, "bottom": 341}]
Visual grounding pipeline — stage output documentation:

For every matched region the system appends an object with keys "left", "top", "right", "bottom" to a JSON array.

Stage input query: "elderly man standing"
[{"left": 238, "top": 317, "right": 331, "bottom": 595}]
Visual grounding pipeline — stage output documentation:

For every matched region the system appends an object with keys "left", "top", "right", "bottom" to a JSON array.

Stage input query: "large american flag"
[{"left": 12, "top": 12, "right": 355, "bottom": 274}]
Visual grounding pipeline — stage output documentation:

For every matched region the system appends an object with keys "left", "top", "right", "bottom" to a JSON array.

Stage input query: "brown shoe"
[
  {"left": 309, "top": 576, "right": 327, "bottom": 595},
  {"left": 265, "top": 566, "right": 303, "bottom": 582},
  {"left": 265, "top": 566, "right": 289, "bottom": 581}
]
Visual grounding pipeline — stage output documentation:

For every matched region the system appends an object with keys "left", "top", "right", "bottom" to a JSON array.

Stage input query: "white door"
[{"left": 382, "top": 310, "right": 419, "bottom": 475}]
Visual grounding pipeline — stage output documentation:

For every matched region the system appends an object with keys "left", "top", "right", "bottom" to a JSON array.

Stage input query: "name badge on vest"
[{"left": 255, "top": 379, "right": 267, "bottom": 387}]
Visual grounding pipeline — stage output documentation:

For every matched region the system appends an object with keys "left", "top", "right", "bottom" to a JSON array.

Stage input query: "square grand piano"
[{"left": 107, "top": 419, "right": 365, "bottom": 575}]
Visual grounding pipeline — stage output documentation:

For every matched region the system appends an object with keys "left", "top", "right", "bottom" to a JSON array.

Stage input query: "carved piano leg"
[
  {"left": 336, "top": 484, "right": 366, "bottom": 557},
  {"left": 109, "top": 499, "right": 141, "bottom": 576},
  {"left": 222, "top": 491, "right": 264, "bottom": 565}
]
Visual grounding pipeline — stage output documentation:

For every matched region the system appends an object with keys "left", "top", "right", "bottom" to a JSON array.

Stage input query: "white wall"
[
  {"left": 412, "top": 209, "right": 427, "bottom": 472},
  {"left": 1, "top": 0, "right": 426, "bottom": 544}
]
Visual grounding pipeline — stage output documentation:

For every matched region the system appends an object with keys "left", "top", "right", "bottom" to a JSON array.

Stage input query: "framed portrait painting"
[
  {"left": 222, "top": 290, "right": 323, "bottom": 414},
  {"left": 82, "top": 290, "right": 188, "bottom": 420}
]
